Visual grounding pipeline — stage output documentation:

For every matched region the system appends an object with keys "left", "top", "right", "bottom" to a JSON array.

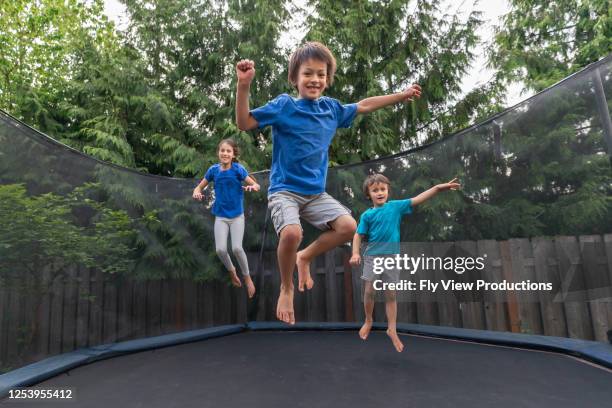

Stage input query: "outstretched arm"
[
  {"left": 356, "top": 84, "right": 422, "bottom": 114},
  {"left": 243, "top": 175, "right": 261, "bottom": 192},
  {"left": 235, "top": 59, "right": 259, "bottom": 131},
  {"left": 411, "top": 178, "right": 461, "bottom": 206},
  {"left": 192, "top": 179, "right": 209, "bottom": 201}
]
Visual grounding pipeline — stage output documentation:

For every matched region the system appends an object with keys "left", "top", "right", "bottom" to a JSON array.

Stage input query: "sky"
[{"left": 102, "top": 0, "right": 528, "bottom": 106}]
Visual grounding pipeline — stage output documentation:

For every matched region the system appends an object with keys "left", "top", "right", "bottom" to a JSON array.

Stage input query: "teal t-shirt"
[{"left": 356, "top": 199, "right": 413, "bottom": 255}]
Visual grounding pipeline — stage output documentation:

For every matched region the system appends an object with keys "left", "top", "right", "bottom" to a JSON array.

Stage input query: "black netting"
[{"left": 1, "top": 55, "right": 611, "bottom": 372}]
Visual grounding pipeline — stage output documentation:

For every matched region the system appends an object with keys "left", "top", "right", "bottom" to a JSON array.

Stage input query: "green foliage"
[
  {"left": 490, "top": 0, "right": 612, "bottom": 91},
  {"left": 0, "top": 183, "right": 135, "bottom": 277},
  {"left": 0, "top": 0, "right": 114, "bottom": 132},
  {"left": 306, "top": 0, "right": 504, "bottom": 162}
]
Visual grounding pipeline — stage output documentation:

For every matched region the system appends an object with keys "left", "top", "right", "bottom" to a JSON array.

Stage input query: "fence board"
[
  {"left": 5, "top": 280, "right": 23, "bottom": 367},
  {"left": 201, "top": 282, "right": 215, "bottom": 327},
  {"left": 456, "top": 240, "right": 486, "bottom": 330},
  {"left": 555, "top": 236, "right": 594, "bottom": 340},
  {"left": 343, "top": 250, "right": 354, "bottom": 322},
  {"left": 605, "top": 234, "right": 612, "bottom": 291},
  {"left": 34, "top": 269, "right": 51, "bottom": 359},
  {"left": 351, "top": 258, "right": 365, "bottom": 323},
  {"left": 4, "top": 280, "right": 19, "bottom": 366},
  {"left": 325, "top": 251, "right": 339, "bottom": 322},
  {"left": 146, "top": 280, "right": 162, "bottom": 337},
  {"left": 0, "top": 278, "right": 7, "bottom": 368},
  {"left": 509, "top": 238, "right": 543, "bottom": 335},
  {"left": 88, "top": 269, "right": 104, "bottom": 346},
  {"left": 477, "top": 240, "right": 509, "bottom": 332},
  {"left": 499, "top": 241, "right": 520, "bottom": 333},
  {"left": 75, "top": 266, "right": 90, "bottom": 348},
  {"left": 48, "top": 271, "right": 64, "bottom": 354},
  {"left": 532, "top": 237, "right": 567, "bottom": 337},
  {"left": 176, "top": 280, "right": 186, "bottom": 331},
  {"left": 432, "top": 242, "right": 461, "bottom": 328},
  {"left": 579, "top": 235, "right": 612, "bottom": 342},
  {"left": 61, "top": 267, "right": 78, "bottom": 353},
  {"left": 116, "top": 276, "right": 133, "bottom": 341},
  {"left": 102, "top": 276, "right": 118, "bottom": 343},
  {"left": 161, "top": 280, "right": 176, "bottom": 333},
  {"left": 309, "top": 260, "right": 327, "bottom": 322},
  {"left": 21, "top": 272, "right": 39, "bottom": 364},
  {"left": 183, "top": 280, "right": 196, "bottom": 329},
  {"left": 131, "top": 280, "right": 147, "bottom": 339}
]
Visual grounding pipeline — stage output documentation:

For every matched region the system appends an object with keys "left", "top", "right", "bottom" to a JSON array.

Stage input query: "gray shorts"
[
  {"left": 268, "top": 191, "right": 351, "bottom": 235},
  {"left": 361, "top": 255, "right": 401, "bottom": 284}
]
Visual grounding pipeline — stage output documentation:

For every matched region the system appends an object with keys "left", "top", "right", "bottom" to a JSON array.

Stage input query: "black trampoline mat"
[{"left": 3, "top": 330, "right": 611, "bottom": 408}]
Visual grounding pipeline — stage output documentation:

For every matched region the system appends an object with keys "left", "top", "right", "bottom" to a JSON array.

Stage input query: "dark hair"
[
  {"left": 362, "top": 173, "right": 391, "bottom": 200},
  {"left": 218, "top": 139, "right": 239, "bottom": 163},
  {"left": 288, "top": 41, "right": 337, "bottom": 88}
]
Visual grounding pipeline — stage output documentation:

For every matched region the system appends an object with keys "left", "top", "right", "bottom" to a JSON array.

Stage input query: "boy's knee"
[
  {"left": 279, "top": 225, "right": 302, "bottom": 247},
  {"left": 231, "top": 246, "right": 244, "bottom": 256},
  {"left": 216, "top": 247, "right": 228, "bottom": 258},
  {"left": 363, "top": 283, "right": 375, "bottom": 298},
  {"left": 334, "top": 216, "right": 357, "bottom": 238}
]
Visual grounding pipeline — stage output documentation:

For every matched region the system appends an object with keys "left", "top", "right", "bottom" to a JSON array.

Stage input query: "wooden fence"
[{"left": 1, "top": 235, "right": 612, "bottom": 373}]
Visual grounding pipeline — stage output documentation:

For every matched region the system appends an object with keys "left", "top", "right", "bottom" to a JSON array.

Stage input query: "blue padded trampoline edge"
[
  {"left": 247, "top": 321, "right": 612, "bottom": 368},
  {"left": 0, "top": 324, "right": 246, "bottom": 398}
]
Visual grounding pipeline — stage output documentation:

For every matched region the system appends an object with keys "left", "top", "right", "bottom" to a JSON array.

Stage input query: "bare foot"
[
  {"left": 276, "top": 285, "right": 295, "bottom": 324},
  {"left": 359, "top": 320, "right": 373, "bottom": 340},
  {"left": 296, "top": 250, "right": 314, "bottom": 292},
  {"left": 244, "top": 275, "right": 256, "bottom": 298},
  {"left": 386, "top": 329, "right": 404, "bottom": 352},
  {"left": 229, "top": 269, "right": 242, "bottom": 287}
]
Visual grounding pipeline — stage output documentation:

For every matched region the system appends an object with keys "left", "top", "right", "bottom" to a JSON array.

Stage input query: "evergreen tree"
[{"left": 490, "top": 0, "right": 612, "bottom": 91}]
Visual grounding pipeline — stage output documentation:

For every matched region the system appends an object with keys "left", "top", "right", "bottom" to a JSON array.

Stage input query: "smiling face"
[
  {"left": 294, "top": 59, "right": 328, "bottom": 100},
  {"left": 217, "top": 142, "right": 235, "bottom": 166},
  {"left": 367, "top": 182, "right": 389, "bottom": 207}
]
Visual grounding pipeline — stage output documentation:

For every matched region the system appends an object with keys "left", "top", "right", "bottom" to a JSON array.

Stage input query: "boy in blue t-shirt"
[
  {"left": 235, "top": 42, "right": 422, "bottom": 325},
  {"left": 350, "top": 173, "right": 460, "bottom": 352}
]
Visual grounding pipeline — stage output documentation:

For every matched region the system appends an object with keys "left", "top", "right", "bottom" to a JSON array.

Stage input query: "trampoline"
[
  {"left": 1, "top": 43, "right": 612, "bottom": 408},
  {"left": 1, "top": 324, "right": 611, "bottom": 408}
]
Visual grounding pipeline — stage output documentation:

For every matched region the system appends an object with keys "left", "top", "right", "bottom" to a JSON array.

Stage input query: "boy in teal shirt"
[{"left": 350, "top": 173, "right": 460, "bottom": 352}]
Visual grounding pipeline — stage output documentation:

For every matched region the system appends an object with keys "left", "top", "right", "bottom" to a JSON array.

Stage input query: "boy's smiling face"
[
  {"left": 367, "top": 182, "right": 389, "bottom": 207},
  {"left": 295, "top": 59, "right": 328, "bottom": 100}
]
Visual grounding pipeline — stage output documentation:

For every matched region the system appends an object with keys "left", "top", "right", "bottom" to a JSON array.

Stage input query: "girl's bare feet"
[
  {"left": 296, "top": 250, "right": 314, "bottom": 291},
  {"left": 359, "top": 319, "right": 373, "bottom": 340},
  {"left": 244, "top": 275, "right": 256, "bottom": 298},
  {"left": 229, "top": 269, "right": 242, "bottom": 287},
  {"left": 386, "top": 329, "right": 404, "bottom": 352},
  {"left": 276, "top": 285, "right": 295, "bottom": 324}
]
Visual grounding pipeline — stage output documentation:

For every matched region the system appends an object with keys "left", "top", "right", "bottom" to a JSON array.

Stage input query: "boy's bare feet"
[
  {"left": 229, "top": 269, "right": 242, "bottom": 287},
  {"left": 276, "top": 285, "right": 295, "bottom": 324},
  {"left": 244, "top": 275, "right": 256, "bottom": 298},
  {"left": 386, "top": 329, "right": 404, "bottom": 352},
  {"left": 296, "top": 250, "right": 314, "bottom": 291},
  {"left": 359, "top": 319, "right": 373, "bottom": 340}
]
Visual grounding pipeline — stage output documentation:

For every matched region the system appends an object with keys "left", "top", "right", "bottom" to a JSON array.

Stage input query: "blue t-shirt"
[
  {"left": 204, "top": 162, "right": 249, "bottom": 218},
  {"left": 251, "top": 94, "right": 357, "bottom": 195},
  {"left": 356, "top": 199, "right": 413, "bottom": 255}
]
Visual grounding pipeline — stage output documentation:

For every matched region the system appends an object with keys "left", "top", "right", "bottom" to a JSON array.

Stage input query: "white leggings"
[{"left": 214, "top": 215, "right": 250, "bottom": 276}]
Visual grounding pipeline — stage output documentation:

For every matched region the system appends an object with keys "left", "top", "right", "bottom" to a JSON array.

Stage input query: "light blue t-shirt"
[
  {"left": 251, "top": 94, "right": 357, "bottom": 195},
  {"left": 204, "top": 162, "right": 249, "bottom": 218},
  {"left": 356, "top": 199, "right": 413, "bottom": 255}
]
